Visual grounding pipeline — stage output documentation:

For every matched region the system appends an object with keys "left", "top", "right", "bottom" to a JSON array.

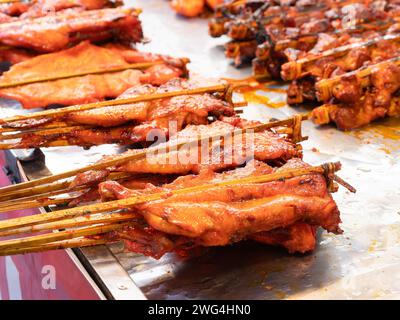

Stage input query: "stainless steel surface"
[
  {"left": 3, "top": 0, "right": 400, "bottom": 300},
  {"left": 78, "top": 245, "right": 146, "bottom": 300}
]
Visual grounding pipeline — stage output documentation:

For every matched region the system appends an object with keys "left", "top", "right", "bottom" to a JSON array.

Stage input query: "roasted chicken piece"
[
  {"left": 0, "top": 41, "right": 188, "bottom": 109},
  {"left": 97, "top": 159, "right": 341, "bottom": 255},
  {"left": 8, "top": 78, "right": 235, "bottom": 148},
  {"left": 0, "top": 0, "right": 118, "bottom": 19},
  {"left": 170, "top": 0, "right": 224, "bottom": 17},
  {"left": 250, "top": 222, "right": 317, "bottom": 254},
  {"left": 101, "top": 220, "right": 317, "bottom": 259},
  {"left": 70, "top": 116, "right": 300, "bottom": 187},
  {"left": 311, "top": 61, "right": 400, "bottom": 129},
  {"left": 0, "top": 8, "right": 143, "bottom": 52},
  {"left": 284, "top": 36, "right": 400, "bottom": 105}
]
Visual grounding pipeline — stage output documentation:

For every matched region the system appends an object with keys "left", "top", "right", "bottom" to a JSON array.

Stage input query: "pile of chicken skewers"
[
  {"left": 0, "top": 80, "right": 353, "bottom": 257},
  {"left": 210, "top": 0, "right": 400, "bottom": 129},
  {"left": 0, "top": 0, "right": 355, "bottom": 259}
]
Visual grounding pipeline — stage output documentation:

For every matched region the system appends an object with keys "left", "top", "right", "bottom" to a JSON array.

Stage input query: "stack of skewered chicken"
[
  {"left": 0, "top": 76, "right": 355, "bottom": 257},
  {"left": 209, "top": 0, "right": 400, "bottom": 129},
  {"left": 0, "top": 0, "right": 192, "bottom": 147},
  {"left": 0, "top": 1, "right": 355, "bottom": 260}
]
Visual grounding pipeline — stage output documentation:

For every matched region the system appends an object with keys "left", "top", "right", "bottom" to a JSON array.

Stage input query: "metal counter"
[{"left": 2, "top": 0, "right": 400, "bottom": 299}]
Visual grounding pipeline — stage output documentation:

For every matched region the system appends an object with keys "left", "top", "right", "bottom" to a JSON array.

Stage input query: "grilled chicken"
[
  {"left": 0, "top": 41, "right": 188, "bottom": 109},
  {"left": 8, "top": 78, "right": 234, "bottom": 148},
  {"left": 170, "top": 0, "right": 223, "bottom": 17},
  {"left": 96, "top": 159, "right": 340, "bottom": 257},
  {"left": 0, "top": 8, "right": 143, "bottom": 52},
  {"left": 0, "top": 0, "right": 119, "bottom": 19},
  {"left": 70, "top": 116, "right": 299, "bottom": 186}
]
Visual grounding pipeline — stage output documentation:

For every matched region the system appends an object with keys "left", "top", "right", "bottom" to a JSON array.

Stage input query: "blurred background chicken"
[{"left": 170, "top": 0, "right": 223, "bottom": 17}]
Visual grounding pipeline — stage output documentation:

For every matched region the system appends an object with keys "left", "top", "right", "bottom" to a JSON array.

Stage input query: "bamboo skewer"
[
  {"left": 0, "top": 238, "right": 109, "bottom": 256},
  {"left": 0, "top": 102, "right": 247, "bottom": 140},
  {"left": 0, "top": 171, "right": 132, "bottom": 202},
  {"left": 282, "top": 33, "right": 400, "bottom": 80},
  {"left": 0, "top": 115, "right": 306, "bottom": 197},
  {"left": 0, "top": 161, "right": 353, "bottom": 236},
  {"left": 0, "top": 125, "right": 96, "bottom": 141},
  {"left": 0, "top": 197, "right": 73, "bottom": 213},
  {"left": 0, "top": 61, "right": 168, "bottom": 89},
  {"left": 0, "top": 222, "right": 129, "bottom": 252},
  {"left": 0, "top": 212, "right": 138, "bottom": 237},
  {"left": 0, "top": 84, "right": 232, "bottom": 125},
  {"left": 316, "top": 56, "right": 400, "bottom": 101}
]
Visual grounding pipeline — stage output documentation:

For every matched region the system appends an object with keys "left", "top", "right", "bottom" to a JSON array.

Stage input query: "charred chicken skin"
[
  {"left": 0, "top": 7, "right": 143, "bottom": 53},
  {"left": 95, "top": 159, "right": 340, "bottom": 258},
  {"left": 0, "top": 41, "right": 188, "bottom": 109}
]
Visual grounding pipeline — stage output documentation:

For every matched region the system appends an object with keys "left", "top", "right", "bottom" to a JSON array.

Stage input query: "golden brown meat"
[
  {"left": 250, "top": 222, "right": 317, "bottom": 254},
  {"left": 0, "top": 0, "right": 117, "bottom": 19},
  {"left": 19, "top": 0, "right": 120, "bottom": 18},
  {"left": 105, "top": 220, "right": 317, "bottom": 259},
  {"left": 170, "top": 0, "right": 224, "bottom": 17},
  {"left": 0, "top": 8, "right": 143, "bottom": 52},
  {"left": 0, "top": 41, "right": 187, "bottom": 109},
  {"left": 311, "top": 61, "right": 400, "bottom": 129},
  {"left": 70, "top": 116, "right": 300, "bottom": 186},
  {"left": 98, "top": 159, "right": 341, "bottom": 248},
  {"left": 10, "top": 79, "right": 234, "bottom": 148}
]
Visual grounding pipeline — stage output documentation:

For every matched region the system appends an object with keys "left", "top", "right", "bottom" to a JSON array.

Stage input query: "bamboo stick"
[
  {"left": 0, "top": 180, "right": 71, "bottom": 202},
  {"left": 316, "top": 56, "right": 400, "bottom": 101},
  {"left": 0, "top": 161, "right": 346, "bottom": 234},
  {"left": 0, "top": 171, "right": 131, "bottom": 202},
  {"left": 0, "top": 197, "right": 72, "bottom": 214},
  {"left": 0, "top": 212, "right": 138, "bottom": 237},
  {"left": 0, "top": 238, "right": 109, "bottom": 256},
  {"left": 0, "top": 172, "right": 133, "bottom": 212},
  {"left": 0, "top": 84, "right": 229, "bottom": 124},
  {"left": 0, "top": 115, "right": 305, "bottom": 196},
  {"left": 0, "top": 61, "right": 167, "bottom": 89},
  {"left": 0, "top": 222, "right": 129, "bottom": 252},
  {"left": 0, "top": 125, "right": 95, "bottom": 141},
  {"left": 0, "top": 121, "right": 73, "bottom": 133}
]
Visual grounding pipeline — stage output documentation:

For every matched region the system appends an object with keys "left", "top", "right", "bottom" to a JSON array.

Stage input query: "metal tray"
[{"left": 3, "top": 0, "right": 400, "bottom": 299}]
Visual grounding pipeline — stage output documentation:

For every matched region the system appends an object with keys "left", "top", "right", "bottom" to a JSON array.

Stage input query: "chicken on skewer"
[
  {"left": 0, "top": 159, "right": 350, "bottom": 257},
  {"left": 311, "top": 59, "right": 400, "bottom": 129},
  {"left": 0, "top": 7, "right": 143, "bottom": 52},
  {"left": 0, "top": 108, "right": 353, "bottom": 258},
  {"left": 0, "top": 114, "right": 304, "bottom": 208},
  {"left": 0, "top": 78, "right": 236, "bottom": 148},
  {"left": 284, "top": 34, "right": 400, "bottom": 105},
  {"left": 170, "top": 0, "right": 224, "bottom": 18},
  {"left": 0, "top": 42, "right": 189, "bottom": 109},
  {"left": 0, "top": 0, "right": 121, "bottom": 21},
  {"left": 211, "top": 0, "right": 400, "bottom": 70},
  {"left": 68, "top": 116, "right": 303, "bottom": 192}
]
